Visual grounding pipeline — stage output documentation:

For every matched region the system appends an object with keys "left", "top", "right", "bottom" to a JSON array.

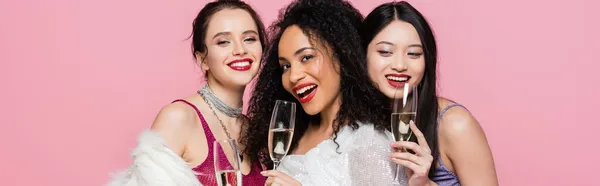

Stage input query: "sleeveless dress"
[
  {"left": 431, "top": 103, "right": 466, "bottom": 186},
  {"left": 276, "top": 121, "right": 409, "bottom": 186},
  {"left": 173, "top": 99, "right": 266, "bottom": 186}
]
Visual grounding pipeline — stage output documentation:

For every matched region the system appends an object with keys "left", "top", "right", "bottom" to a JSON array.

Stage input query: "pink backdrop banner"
[{"left": 1, "top": 0, "right": 598, "bottom": 185}]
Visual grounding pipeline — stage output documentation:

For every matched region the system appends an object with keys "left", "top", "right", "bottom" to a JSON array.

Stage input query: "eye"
[
  {"left": 301, "top": 55, "right": 314, "bottom": 62},
  {"left": 408, "top": 52, "right": 423, "bottom": 58},
  {"left": 217, "top": 40, "right": 230, "bottom": 46},
  {"left": 281, "top": 64, "right": 291, "bottom": 71},
  {"left": 244, "top": 37, "right": 257, "bottom": 42},
  {"left": 377, "top": 50, "right": 392, "bottom": 57}
]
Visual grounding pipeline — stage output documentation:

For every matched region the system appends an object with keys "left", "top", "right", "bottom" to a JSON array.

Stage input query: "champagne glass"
[
  {"left": 391, "top": 83, "right": 418, "bottom": 143},
  {"left": 268, "top": 100, "right": 296, "bottom": 170},
  {"left": 214, "top": 139, "right": 242, "bottom": 186},
  {"left": 391, "top": 83, "right": 418, "bottom": 183}
]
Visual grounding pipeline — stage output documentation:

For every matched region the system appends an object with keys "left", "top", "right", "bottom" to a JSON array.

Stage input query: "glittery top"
[
  {"left": 277, "top": 122, "right": 409, "bottom": 186},
  {"left": 173, "top": 99, "right": 266, "bottom": 186},
  {"left": 431, "top": 103, "right": 465, "bottom": 186}
]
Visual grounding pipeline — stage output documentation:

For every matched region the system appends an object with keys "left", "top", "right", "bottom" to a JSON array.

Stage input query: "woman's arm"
[
  {"left": 149, "top": 103, "right": 197, "bottom": 155},
  {"left": 438, "top": 106, "right": 498, "bottom": 186},
  {"left": 106, "top": 103, "right": 202, "bottom": 186}
]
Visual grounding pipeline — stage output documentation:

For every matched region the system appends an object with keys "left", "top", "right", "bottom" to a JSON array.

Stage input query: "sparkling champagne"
[
  {"left": 268, "top": 128, "right": 294, "bottom": 162},
  {"left": 391, "top": 112, "right": 416, "bottom": 142},
  {"left": 215, "top": 170, "right": 242, "bottom": 186}
]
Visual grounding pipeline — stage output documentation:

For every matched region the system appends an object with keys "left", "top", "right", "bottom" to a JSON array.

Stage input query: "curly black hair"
[{"left": 240, "top": 0, "right": 390, "bottom": 167}]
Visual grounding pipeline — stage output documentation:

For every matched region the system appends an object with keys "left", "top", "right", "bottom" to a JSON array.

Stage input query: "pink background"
[{"left": 1, "top": 0, "right": 598, "bottom": 185}]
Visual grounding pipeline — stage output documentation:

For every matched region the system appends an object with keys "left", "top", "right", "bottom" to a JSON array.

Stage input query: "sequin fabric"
[
  {"left": 277, "top": 122, "right": 409, "bottom": 186},
  {"left": 173, "top": 100, "right": 266, "bottom": 186}
]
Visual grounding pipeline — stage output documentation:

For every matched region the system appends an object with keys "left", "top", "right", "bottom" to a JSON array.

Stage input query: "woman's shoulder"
[
  {"left": 149, "top": 97, "right": 204, "bottom": 155},
  {"left": 346, "top": 121, "right": 394, "bottom": 147},
  {"left": 152, "top": 100, "right": 200, "bottom": 132},
  {"left": 437, "top": 98, "right": 481, "bottom": 139},
  {"left": 353, "top": 121, "right": 392, "bottom": 136},
  {"left": 436, "top": 98, "right": 497, "bottom": 184},
  {"left": 152, "top": 94, "right": 206, "bottom": 132},
  {"left": 437, "top": 97, "right": 490, "bottom": 157}
]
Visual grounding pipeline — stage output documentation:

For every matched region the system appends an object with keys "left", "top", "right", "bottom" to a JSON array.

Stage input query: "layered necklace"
[{"left": 197, "top": 84, "right": 244, "bottom": 160}]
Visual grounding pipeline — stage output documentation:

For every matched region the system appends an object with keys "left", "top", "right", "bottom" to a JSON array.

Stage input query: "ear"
[{"left": 195, "top": 51, "right": 209, "bottom": 71}]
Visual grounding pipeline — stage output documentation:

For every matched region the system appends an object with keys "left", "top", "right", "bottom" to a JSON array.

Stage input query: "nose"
[
  {"left": 390, "top": 56, "right": 407, "bottom": 72},
  {"left": 288, "top": 63, "right": 306, "bottom": 84},
  {"left": 232, "top": 41, "right": 247, "bottom": 56}
]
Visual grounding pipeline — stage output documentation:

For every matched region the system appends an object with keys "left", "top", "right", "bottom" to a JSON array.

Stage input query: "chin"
[
  {"left": 232, "top": 81, "right": 253, "bottom": 87},
  {"left": 300, "top": 103, "right": 321, "bottom": 116},
  {"left": 376, "top": 85, "right": 396, "bottom": 99},
  {"left": 231, "top": 76, "right": 255, "bottom": 86},
  {"left": 383, "top": 89, "right": 396, "bottom": 99}
]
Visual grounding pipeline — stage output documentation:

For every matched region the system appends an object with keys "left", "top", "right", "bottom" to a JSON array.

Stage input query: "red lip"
[
  {"left": 293, "top": 83, "right": 318, "bottom": 103},
  {"left": 385, "top": 74, "right": 411, "bottom": 88},
  {"left": 386, "top": 74, "right": 410, "bottom": 78},
  {"left": 227, "top": 58, "right": 253, "bottom": 71}
]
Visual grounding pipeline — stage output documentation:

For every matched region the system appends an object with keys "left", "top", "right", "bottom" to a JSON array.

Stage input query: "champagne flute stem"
[
  {"left": 392, "top": 142, "right": 406, "bottom": 182},
  {"left": 273, "top": 160, "right": 281, "bottom": 170},
  {"left": 393, "top": 164, "right": 402, "bottom": 181}
]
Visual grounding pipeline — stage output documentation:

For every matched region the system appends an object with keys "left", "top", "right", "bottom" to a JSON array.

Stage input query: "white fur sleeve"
[{"left": 106, "top": 130, "right": 203, "bottom": 186}]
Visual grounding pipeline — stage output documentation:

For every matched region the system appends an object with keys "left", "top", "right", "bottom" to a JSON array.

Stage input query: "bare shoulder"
[
  {"left": 437, "top": 97, "right": 498, "bottom": 185},
  {"left": 437, "top": 98, "right": 484, "bottom": 140},
  {"left": 150, "top": 101, "right": 200, "bottom": 155},
  {"left": 151, "top": 101, "right": 198, "bottom": 132}
]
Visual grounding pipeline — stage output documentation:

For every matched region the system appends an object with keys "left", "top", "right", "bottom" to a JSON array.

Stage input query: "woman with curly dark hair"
[{"left": 241, "top": 0, "right": 408, "bottom": 185}]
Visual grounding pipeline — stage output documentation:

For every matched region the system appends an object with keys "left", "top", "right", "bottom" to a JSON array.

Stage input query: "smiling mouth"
[
  {"left": 296, "top": 84, "right": 317, "bottom": 98},
  {"left": 229, "top": 61, "right": 251, "bottom": 67},
  {"left": 385, "top": 74, "right": 411, "bottom": 88},
  {"left": 293, "top": 83, "right": 318, "bottom": 103},
  {"left": 386, "top": 75, "right": 409, "bottom": 82},
  {"left": 227, "top": 58, "right": 253, "bottom": 71}
]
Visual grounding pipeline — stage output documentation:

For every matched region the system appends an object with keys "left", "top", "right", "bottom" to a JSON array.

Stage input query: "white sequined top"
[{"left": 277, "top": 121, "right": 409, "bottom": 186}]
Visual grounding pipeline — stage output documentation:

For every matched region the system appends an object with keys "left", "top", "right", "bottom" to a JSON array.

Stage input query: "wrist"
[{"left": 425, "top": 180, "right": 437, "bottom": 186}]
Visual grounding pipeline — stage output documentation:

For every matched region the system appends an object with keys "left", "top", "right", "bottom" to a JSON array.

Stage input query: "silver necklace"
[
  {"left": 198, "top": 85, "right": 243, "bottom": 117},
  {"left": 197, "top": 84, "right": 244, "bottom": 160}
]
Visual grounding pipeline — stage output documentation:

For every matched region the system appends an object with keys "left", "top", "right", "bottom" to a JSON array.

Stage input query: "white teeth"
[
  {"left": 229, "top": 61, "right": 250, "bottom": 67},
  {"left": 386, "top": 76, "right": 408, "bottom": 82},
  {"left": 296, "top": 85, "right": 316, "bottom": 95}
]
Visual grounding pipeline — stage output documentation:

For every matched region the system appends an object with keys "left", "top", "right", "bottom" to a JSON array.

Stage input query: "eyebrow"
[
  {"left": 212, "top": 32, "right": 230, "bottom": 39},
  {"left": 408, "top": 44, "right": 423, "bottom": 48},
  {"left": 278, "top": 47, "right": 315, "bottom": 62},
  {"left": 212, "top": 30, "right": 259, "bottom": 39},
  {"left": 375, "top": 41, "right": 423, "bottom": 48},
  {"left": 294, "top": 47, "right": 313, "bottom": 55},
  {"left": 243, "top": 30, "right": 259, "bottom": 36},
  {"left": 376, "top": 41, "right": 394, "bottom": 46}
]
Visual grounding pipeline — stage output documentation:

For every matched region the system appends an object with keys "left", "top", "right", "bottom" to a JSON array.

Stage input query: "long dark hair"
[
  {"left": 242, "top": 0, "right": 389, "bottom": 167},
  {"left": 360, "top": 1, "right": 440, "bottom": 178}
]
